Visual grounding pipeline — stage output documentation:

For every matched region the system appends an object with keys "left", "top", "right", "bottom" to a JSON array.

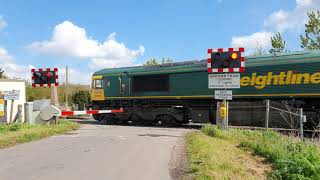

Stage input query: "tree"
[
  {"left": 269, "top": 32, "right": 286, "bottom": 55},
  {"left": 143, "top": 58, "right": 159, "bottom": 66},
  {"left": 0, "top": 68, "right": 7, "bottom": 79},
  {"left": 161, "top": 57, "right": 173, "bottom": 64},
  {"left": 25, "top": 84, "right": 35, "bottom": 101},
  {"left": 251, "top": 42, "right": 266, "bottom": 56},
  {"left": 72, "top": 90, "right": 91, "bottom": 110},
  {"left": 300, "top": 10, "right": 320, "bottom": 50}
]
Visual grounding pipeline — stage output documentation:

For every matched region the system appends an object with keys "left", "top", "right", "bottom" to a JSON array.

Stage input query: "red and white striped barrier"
[{"left": 58, "top": 108, "right": 124, "bottom": 116}]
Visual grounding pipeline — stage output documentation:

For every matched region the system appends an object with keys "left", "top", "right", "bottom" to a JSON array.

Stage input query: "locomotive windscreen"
[{"left": 133, "top": 74, "right": 169, "bottom": 92}]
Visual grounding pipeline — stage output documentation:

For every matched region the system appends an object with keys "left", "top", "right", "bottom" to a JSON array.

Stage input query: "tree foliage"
[
  {"left": 143, "top": 58, "right": 159, "bottom": 66},
  {"left": 251, "top": 42, "right": 266, "bottom": 56},
  {"left": 300, "top": 10, "right": 320, "bottom": 50},
  {"left": 72, "top": 90, "right": 91, "bottom": 109},
  {"left": 0, "top": 68, "right": 7, "bottom": 79},
  {"left": 25, "top": 84, "right": 35, "bottom": 101},
  {"left": 161, "top": 57, "right": 173, "bottom": 64},
  {"left": 269, "top": 32, "right": 286, "bottom": 55},
  {"left": 143, "top": 57, "right": 174, "bottom": 66}
]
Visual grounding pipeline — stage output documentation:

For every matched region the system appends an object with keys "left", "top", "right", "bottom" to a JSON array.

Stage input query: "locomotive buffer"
[{"left": 207, "top": 48, "right": 245, "bottom": 130}]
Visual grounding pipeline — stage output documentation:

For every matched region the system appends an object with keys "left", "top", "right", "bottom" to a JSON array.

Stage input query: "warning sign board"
[
  {"left": 215, "top": 90, "right": 232, "bottom": 100},
  {"left": 4, "top": 90, "right": 20, "bottom": 100},
  {"left": 208, "top": 73, "right": 240, "bottom": 89}
]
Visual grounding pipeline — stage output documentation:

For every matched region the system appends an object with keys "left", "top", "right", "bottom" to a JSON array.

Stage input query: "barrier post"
[
  {"left": 299, "top": 108, "right": 304, "bottom": 140},
  {"left": 265, "top": 100, "right": 270, "bottom": 129}
]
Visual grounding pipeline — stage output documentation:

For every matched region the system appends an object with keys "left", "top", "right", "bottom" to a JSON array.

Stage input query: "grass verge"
[
  {"left": 0, "top": 120, "right": 79, "bottom": 148},
  {"left": 201, "top": 125, "right": 320, "bottom": 179},
  {"left": 186, "top": 131, "right": 271, "bottom": 179}
]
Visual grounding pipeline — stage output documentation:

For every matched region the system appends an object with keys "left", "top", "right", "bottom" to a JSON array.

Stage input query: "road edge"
[{"left": 169, "top": 131, "right": 191, "bottom": 180}]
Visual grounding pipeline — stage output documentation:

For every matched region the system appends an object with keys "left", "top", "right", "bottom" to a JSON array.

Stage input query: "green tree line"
[{"left": 268, "top": 10, "right": 320, "bottom": 55}]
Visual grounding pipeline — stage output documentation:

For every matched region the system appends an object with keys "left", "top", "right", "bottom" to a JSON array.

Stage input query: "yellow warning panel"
[
  {"left": 0, "top": 99, "right": 4, "bottom": 117},
  {"left": 220, "top": 107, "right": 227, "bottom": 119}
]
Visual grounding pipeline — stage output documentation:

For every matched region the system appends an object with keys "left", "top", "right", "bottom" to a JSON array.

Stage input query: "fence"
[{"left": 226, "top": 100, "right": 315, "bottom": 139}]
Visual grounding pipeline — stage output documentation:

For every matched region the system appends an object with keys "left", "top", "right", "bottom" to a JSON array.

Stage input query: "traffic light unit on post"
[
  {"left": 31, "top": 68, "right": 59, "bottom": 88},
  {"left": 207, "top": 48, "right": 245, "bottom": 73}
]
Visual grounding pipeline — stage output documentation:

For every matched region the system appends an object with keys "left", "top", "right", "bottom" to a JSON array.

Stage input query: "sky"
[{"left": 0, "top": 0, "right": 319, "bottom": 84}]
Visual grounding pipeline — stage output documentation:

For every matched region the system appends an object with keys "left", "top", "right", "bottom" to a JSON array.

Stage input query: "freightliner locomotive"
[{"left": 90, "top": 50, "right": 320, "bottom": 127}]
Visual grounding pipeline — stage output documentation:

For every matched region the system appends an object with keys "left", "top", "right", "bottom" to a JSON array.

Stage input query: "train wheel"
[
  {"left": 157, "top": 114, "right": 177, "bottom": 127},
  {"left": 100, "top": 114, "right": 117, "bottom": 125},
  {"left": 128, "top": 113, "right": 143, "bottom": 125},
  {"left": 93, "top": 114, "right": 101, "bottom": 121}
]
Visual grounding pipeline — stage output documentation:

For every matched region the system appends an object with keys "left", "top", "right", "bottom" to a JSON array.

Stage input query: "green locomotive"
[{"left": 91, "top": 50, "right": 320, "bottom": 126}]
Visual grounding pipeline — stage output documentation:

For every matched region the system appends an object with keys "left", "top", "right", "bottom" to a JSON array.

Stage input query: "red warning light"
[{"left": 46, "top": 72, "right": 53, "bottom": 78}]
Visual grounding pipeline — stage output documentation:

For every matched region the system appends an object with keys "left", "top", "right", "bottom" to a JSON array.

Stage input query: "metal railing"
[
  {"left": 265, "top": 100, "right": 306, "bottom": 139},
  {"left": 227, "top": 100, "right": 309, "bottom": 139}
]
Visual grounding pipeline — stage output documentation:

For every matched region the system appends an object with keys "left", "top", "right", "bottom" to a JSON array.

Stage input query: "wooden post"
[{"left": 9, "top": 100, "right": 14, "bottom": 124}]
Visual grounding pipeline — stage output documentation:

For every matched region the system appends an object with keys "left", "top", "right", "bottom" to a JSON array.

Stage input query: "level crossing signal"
[
  {"left": 31, "top": 68, "right": 59, "bottom": 87},
  {"left": 207, "top": 48, "right": 245, "bottom": 73}
]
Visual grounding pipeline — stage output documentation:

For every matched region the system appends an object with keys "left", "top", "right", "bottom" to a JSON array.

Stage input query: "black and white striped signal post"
[{"left": 207, "top": 48, "right": 245, "bottom": 130}]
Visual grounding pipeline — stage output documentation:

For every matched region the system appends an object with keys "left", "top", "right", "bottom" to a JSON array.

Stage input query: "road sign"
[
  {"left": 4, "top": 90, "right": 20, "bottom": 100},
  {"left": 215, "top": 90, "right": 232, "bottom": 100},
  {"left": 208, "top": 73, "right": 240, "bottom": 89}
]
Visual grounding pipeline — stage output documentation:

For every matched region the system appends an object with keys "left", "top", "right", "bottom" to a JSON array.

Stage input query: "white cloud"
[
  {"left": 1, "top": 63, "right": 35, "bottom": 81},
  {"left": 0, "top": 47, "right": 14, "bottom": 63},
  {"left": 264, "top": 0, "right": 320, "bottom": 32},
  {"left": 231, "top": 31, "right": 273, "bottom": 50},
  {"left": 0, "top": 46, "right": 90, "bottom": 84},
  {"left": 0, "top": 16, "right": 7, "bottom": 31},
  {"left": 28, "top": 21, "right": 145, "bottom": 69},
  {"left": 59, "top": 67, "right": 92, "bottom": 85},
  {"left": 230, "top": 0, "right": 320, "bottom": 53},
  {"left": 0, "top": 47, "right": 34, "bottom": 80}
]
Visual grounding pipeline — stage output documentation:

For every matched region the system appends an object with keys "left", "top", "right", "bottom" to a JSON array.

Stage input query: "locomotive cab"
[{"left": 91, "top": 76, "right": 105, "bottom": 101}]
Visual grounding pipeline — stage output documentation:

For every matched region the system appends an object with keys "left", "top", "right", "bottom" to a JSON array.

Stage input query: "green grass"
[
  {"left": 0, "top": 120, "right": 80, "bottom": 148},
  {"left": 186, "top": 131, "right": 270, "bottom": 179},
  {"left": 201, "top": 125, "right": 320, "bottom": 179}
]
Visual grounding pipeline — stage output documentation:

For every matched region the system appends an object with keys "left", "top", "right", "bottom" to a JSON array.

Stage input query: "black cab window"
[{"left": 92, "top": 79, "right": 103, "bottom": 89}]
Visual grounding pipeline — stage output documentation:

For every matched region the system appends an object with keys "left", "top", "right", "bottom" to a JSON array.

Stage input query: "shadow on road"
[
  {"left": 67, "top": 118, "right": 203, "bottom": 130},
  {"left": 138, "top": 134, "right": 181, "bottom": 138}
]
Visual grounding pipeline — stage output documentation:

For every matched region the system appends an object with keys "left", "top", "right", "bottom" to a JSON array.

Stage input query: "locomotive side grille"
[{"left": 133, "top": 74, "right": 169, "bottom": 92}]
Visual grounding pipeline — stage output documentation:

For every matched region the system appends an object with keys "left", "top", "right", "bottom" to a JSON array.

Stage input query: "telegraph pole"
[{"left": 65, "top": 66, "right": 68, "bottom": 107}]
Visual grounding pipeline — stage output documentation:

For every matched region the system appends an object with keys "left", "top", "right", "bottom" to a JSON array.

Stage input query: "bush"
[
  {"left": 72, "top": 90, "right": 91, "bottom": 109},
  {"left": 201, "top": 125, "right": 320, "bottom": 179}
]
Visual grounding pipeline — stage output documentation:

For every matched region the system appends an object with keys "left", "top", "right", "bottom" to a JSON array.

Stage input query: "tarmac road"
[{"left": 0, "top": 122, "right": 192, "bottom": 180}]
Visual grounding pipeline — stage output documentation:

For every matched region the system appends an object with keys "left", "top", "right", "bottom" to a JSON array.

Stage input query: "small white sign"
[
  {"left": 4, "top": 90, "right": 20, "bottom": 100},
  {"left": 215, "top": 90, "right": 232, "bottom": 100},
  {"left": 208, "top": 73, "right": 240, "bottom": 89}
]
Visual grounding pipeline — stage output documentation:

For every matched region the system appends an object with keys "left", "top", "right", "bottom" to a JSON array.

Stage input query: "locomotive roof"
[{"left": 93, "top": 50, "right": 320, "bottom": 76}]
